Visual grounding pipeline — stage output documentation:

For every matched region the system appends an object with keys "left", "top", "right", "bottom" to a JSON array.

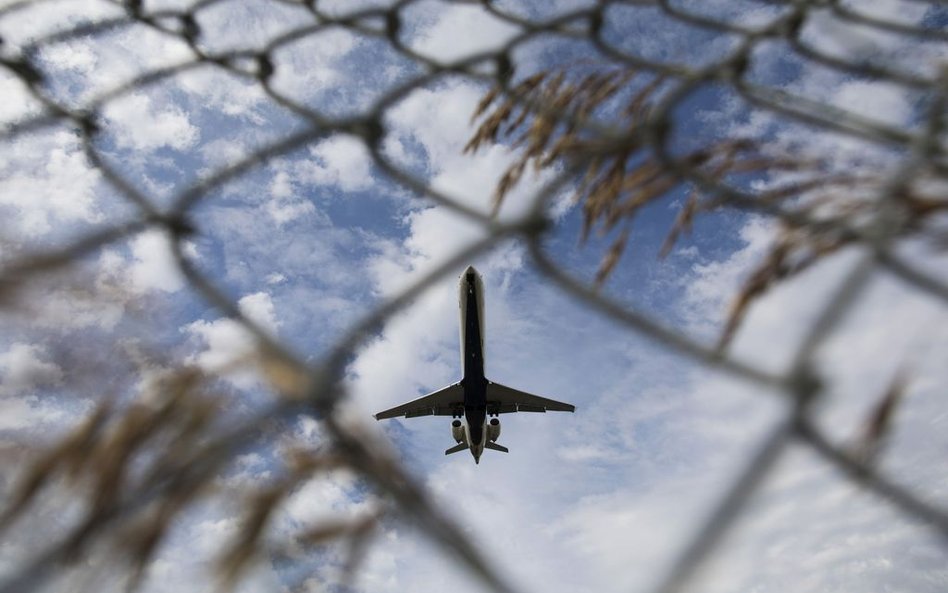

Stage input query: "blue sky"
[{"left": 1, "top": 1, "right": 947, "bottom": 592}]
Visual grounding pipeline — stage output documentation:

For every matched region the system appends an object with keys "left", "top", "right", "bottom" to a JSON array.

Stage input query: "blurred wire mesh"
[{"left": 0, "top": 0, "right": 946, "bottom": 592}]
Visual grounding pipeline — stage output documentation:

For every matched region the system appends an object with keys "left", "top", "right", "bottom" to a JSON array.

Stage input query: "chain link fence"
[{"left": 1, "top": 0, "right": 947, "bottom": 592}]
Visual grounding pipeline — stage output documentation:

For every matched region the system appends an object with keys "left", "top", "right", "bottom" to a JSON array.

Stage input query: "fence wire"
[{"left": 0, "top": 0, "right": 947, "bottom": 592}]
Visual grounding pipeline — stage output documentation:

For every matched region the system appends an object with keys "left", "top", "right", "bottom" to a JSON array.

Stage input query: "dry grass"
[{"left": 466, "top": 65, "right": 947, "bottom": 349}]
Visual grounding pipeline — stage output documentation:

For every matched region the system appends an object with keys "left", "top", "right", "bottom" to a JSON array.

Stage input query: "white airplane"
[{"left": 374, "top": 266, "right": 575, "bottom": 463}]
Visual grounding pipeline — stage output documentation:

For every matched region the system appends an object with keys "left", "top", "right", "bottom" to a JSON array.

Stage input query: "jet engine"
[
  {"left": 486, "top": 418, "right": 501, "bottom": 442},
  {"left": 451, "top": 419, "right": 465, "bottom": 443}
]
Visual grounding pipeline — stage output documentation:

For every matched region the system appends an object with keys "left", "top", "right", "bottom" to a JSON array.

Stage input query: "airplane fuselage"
[
  {"left": 458, "top": 266, "right": 489, "bottom": 462},
  {"left": 374, "top": 265, "right": 575, "bottom": 463}
]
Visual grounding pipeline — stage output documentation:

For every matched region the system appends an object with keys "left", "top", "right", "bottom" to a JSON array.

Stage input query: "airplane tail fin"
[
  {"left": 444, "top": 442, "right": 468, "bottom": 456},
  {"left": 484, "top": 442, "right": 508, "bottom": 453}
]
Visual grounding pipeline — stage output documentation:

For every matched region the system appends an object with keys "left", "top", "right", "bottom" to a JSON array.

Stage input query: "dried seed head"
[
  {"left": 852, "top": 368, "right": 910, "bottom": 467},
  {"left": 594, "top": 227, "right": 631, "bottom": 288}
]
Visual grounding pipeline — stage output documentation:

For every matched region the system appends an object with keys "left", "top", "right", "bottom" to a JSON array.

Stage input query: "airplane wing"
[
  {"left": 486, "top": 381, "right": 575, "bottom": 414},
  {"left": 373, "top": 383, "right": 464, "bottom": 420}
]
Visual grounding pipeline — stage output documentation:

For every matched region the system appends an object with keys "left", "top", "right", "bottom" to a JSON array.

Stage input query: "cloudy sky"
[{"left": 1, "top": 1, "right": 947, "bottom": 592}]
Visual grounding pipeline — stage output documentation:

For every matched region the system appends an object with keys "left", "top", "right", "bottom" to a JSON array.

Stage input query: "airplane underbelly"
[
  {"left": 465, "top": 407, "right": 486, "bottom": 445},
  {"left": 460, "top": 273, "right": 485, "bottom": 381}
]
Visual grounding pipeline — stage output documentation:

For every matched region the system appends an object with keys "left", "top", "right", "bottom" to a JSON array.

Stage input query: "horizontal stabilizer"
[
  {"left": 486, "top": 381, "right": 575, "bottom": 414},
  {"left": 445, "top": 442, "right": 468, "bottom": 455},
  {"left": 484, "top": 442, "right": 508, "bottom": 453},
  {"left": 375, "top": 382, "right": 464, "bottom": 420}
]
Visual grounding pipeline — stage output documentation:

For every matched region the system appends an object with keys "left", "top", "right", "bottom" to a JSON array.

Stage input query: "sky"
[{"left": 1, "top": 1, "right": 947, "bottom": 593}]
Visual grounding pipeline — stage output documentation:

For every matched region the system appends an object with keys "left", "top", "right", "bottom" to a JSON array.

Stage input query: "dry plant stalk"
[
  {"left": 0, "top": 363, "right": 373, "bottom": 593},
  {"left": 851, "top": 368, "right": 910, "bottom": 467},
  {"left": 467, "top": 66, "right": 947, "bottom": 347},
  {"left": 215, "top": 451, "right": 376, "bottom": 590}
]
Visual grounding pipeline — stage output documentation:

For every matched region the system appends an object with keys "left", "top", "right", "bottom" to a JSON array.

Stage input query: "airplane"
[{"left": 374, "top": 265, "right": 575, "bottom": 464}]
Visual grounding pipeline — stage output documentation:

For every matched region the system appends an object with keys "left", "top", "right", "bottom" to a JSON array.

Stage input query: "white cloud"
[
  {"left": 682, "top": 217, "right": 772, "bottom": 331},
  {"left": 27, "top": 17, "right": 195, "bottom": 108},
  {"left": 128, "top": 229, "right": 187, "bottom": 293},
  {"left": 189, "top": 0, "right": 313, "bottom": 54},
  {"left": 281, "top": 471, "right": 376, "bottom": 527},
  {"left": 0, "top": 396, "right": 68, "bottom": 431},
  {"left": 185, "top": 292, "right": 280, "bottom": 388},
  {"left": 177, "top": 67, "right": 269, "bottom": 124},
  {"left": 39, "top": 40, "right": 99, "bottom": 75},
  {"left": 387, "top": 81, "right": 559, "bottom": 220},
  {"left": 265, "top": 168, "right": 316, "bottom": 224},
  {"left": 408, "top": 2, "right": 522, "bottom": 64},
  {"left": 0, "top": 0, "right": 122, "bottom": 47},
  {"left": 269, "top": 170, "right": 294, "bottom": 200},
  {"left": 313, "top": 0, "right": 399, "bottom": 17},
  {"left": 11, "top": 259, "right": 128, "bottom": 331},
  {"left": 137, "top": 499, "right": 284, "bottom": 593},
  {"left": 268, "top": 28, "right": 360, "bottom": 105},
  {"left": 104, "top": 92, "right": 199, "bottom": 152},
  {"left": 375, "top": 81, "right": 558, "bottom": 286},
  {"left": 0, "top": 343, "right": 66, "bottom": 431},
  {"left": 830, "top": 80, "right": 914, "bottom": 127},
  {"left": 0, "top": 131, "right": 103, "bottom": 238},
  {"left": 799, "top": 1, "right": 936, "bottom": 78},
  {"left": 298, "top": 136, "right": 374, "bottom": 192},
  {"left": 28, "top": 295, "right": 125, "bottom": 331},
  {"left": 0, "top": 343, "right": 63, "bottom": 394},
  {"left": 0, "top": 71, "right": 44, "bottom": 126},
  {"left": 240, "top": 291, "right": 280, "bottom": 329},
  {"left": 199, "top": 137, "right": 254, "bottom": 170},
  {"left": 549, "top": 481, "right": 708, "bottom": 592}
]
